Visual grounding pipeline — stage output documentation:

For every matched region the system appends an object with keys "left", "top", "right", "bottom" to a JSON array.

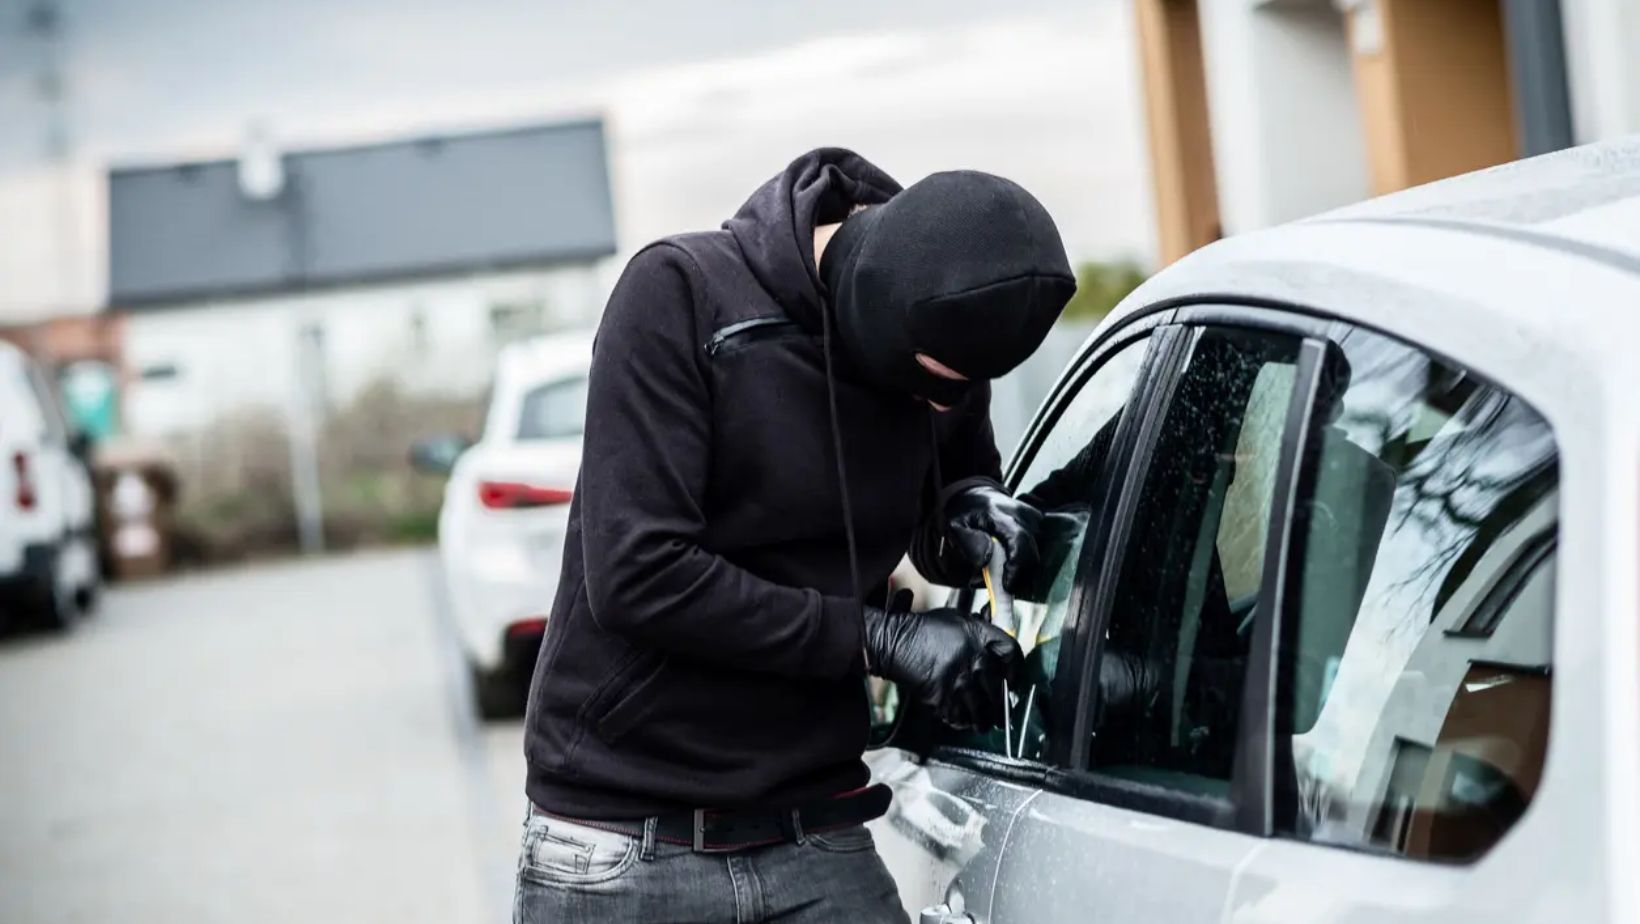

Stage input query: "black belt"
[{"left": 533, "top": 783, "right": 892, "bottom": 853}]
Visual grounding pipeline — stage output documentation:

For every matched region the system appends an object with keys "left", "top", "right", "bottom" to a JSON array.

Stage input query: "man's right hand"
[{"left": 862, "top": 604, "right": 1020, "bottom": 731}]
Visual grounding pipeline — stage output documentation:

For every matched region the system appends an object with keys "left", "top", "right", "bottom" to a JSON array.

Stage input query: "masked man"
[{"left": 516, "top": 149, "right": 1074, "bottom": 923}]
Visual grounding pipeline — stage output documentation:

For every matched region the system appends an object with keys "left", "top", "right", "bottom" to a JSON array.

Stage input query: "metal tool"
[
  {"left": 981, "top": 538, "right": 1016, "bottom": 756},
  {"left": 1016, "top": 685, "right": 1037, "bottom": 759}
]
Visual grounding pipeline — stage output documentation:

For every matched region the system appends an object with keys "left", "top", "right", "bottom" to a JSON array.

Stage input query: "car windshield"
[{"left": 517, "top": 376, "right": 588, "bottom": 441}]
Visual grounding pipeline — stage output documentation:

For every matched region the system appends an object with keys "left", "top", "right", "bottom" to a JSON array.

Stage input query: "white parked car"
[
  {"left": 868, "top": 137, "right": 1640, "bottom": 923},
  {"left": 0, "top": 341, "right": 100, "bottom": 629},
  {"left": 415, "top": 332, "right": 592, "bottom": 718}
]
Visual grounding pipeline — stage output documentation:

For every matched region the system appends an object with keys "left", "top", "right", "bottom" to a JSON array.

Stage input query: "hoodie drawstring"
[
  {"left": 818, "top": 300, "right": 866, "bottom": 660},
  {"left": 926, "top": 409, "right": 945, "bottom": 497},
  {"left": 925, "top": 407, "right": 949, "bottom": 566}
]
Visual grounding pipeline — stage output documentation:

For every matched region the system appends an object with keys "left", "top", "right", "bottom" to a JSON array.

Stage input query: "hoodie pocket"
[
  {"left": 705, "top": 317, "right": 805, "bottom": 358},
  {"left": 585, "top": 653, "right": 667, "bottom": 746}
]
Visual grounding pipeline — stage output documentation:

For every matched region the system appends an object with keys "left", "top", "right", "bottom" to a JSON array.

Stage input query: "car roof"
[
  {"left": 0, "top": 340, "right": 32, "bottom": 388},
  {"left": 1304, "top": 133, "right": 1640, "bottom": 268},
  {"left": 496, "top": 330, "right": 594, "bottom": 386},
  {"left": 1087, "top": 136, "right": 1640, "bottom": 448},
  {"left": 1105, "top": 136, "right": 1640, "bottom": 375}
]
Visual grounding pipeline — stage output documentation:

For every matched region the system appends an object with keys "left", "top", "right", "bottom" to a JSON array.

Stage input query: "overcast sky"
[{"left": 0, "top": 0, "right": 1154, "bottom": 321}]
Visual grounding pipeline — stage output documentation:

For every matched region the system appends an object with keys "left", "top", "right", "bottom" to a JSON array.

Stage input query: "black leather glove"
[
  {"left": 863, "top": 604, "right": 1021, "bottom": 731},
  {"left": 943, "top": 484, "right": 1044, "bottom": 589},
  {"left": 1096, "top": 650, "right": 1162, "bottom": 722}
]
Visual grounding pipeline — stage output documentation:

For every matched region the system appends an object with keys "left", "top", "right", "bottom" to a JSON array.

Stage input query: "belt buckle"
[{"left": 692, "top": 808, "right": 734, "bottom": 853}]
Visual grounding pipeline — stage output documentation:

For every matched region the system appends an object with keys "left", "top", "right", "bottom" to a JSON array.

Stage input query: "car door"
[
  {"left": 867, "top": 311, "right": 1174, "bottom": 923},
  {"left": 986, "top": 312, "right": 1338, "bottom": 923},
  {"left": 986, "top": 304, "right": 1568, "bottom": 924}
]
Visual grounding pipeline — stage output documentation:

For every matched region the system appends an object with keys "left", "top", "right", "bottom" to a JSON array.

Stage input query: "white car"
[
  {"left": 417, "top": 332, "right": 592, "bottom": 718},
  {"left": 0, "top": 341, "right": 100, "bottom": 629},
  {"left": 868, "top": 137, "right": 1640, "bottom": 923}
]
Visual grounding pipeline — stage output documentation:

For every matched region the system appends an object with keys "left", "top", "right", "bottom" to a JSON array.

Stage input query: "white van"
[{"left": 0, "top": 341, "right": 100, "bottom": 629}]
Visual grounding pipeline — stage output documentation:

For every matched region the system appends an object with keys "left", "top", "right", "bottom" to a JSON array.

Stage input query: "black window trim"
[
  {"left": 1043, "top": 763, "right": 1234, "bottom": 829},
  {"left": 1235, "top": 337, "right": 1331, "bottom": 837},
  {"left": 1170, "top": 302, "right": 1344, "bottom": 342},
  {"left": 1061, "top": 324, "right": 1194, "bottom": 771},
  {"left": 1445, "top": 528, "right": 1558, "bottom": 640},
  {"left": 1046, "top": 324, "right": 1193, "bottom": 769}
]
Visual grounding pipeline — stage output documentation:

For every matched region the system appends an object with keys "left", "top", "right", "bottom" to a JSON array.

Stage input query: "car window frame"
[
  {"left": 23, "top": 359, "right": 69, "bottom": 446},
  {"left": 924, "top": 296, "right": 1562, "bottom": 850},
  {"left": 1249, "top": 320, "right": 1561, "bottom": 860},
  {"left": 1166, "top": 300, "right": 1556, "bottom": 850},
  {"left": 1028, "top": 311, "right": 1331, "bottom": 832},
  {"left": 923, "top": 306, "right": 1333, "bottom": 827},
  {"left": 923, "top": 308, "right": 1177, "bottom": 783}
]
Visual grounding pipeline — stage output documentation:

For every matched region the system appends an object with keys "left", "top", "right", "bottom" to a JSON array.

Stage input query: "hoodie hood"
[
  {"left": 724, "top": 148, "right": 902, "bottom": 334},
  {"left": 820, "top": 170, "right": 1076, "bottom": 406}
]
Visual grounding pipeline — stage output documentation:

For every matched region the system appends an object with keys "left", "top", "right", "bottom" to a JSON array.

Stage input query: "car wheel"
[
  {"left": 470, "top": 659, "right": 526, "bottom": 720},
  {"left": 75, "top": 548, "right": 103, "bottom": 617},
  {"left": 36, "top": 548, "right": 81, "bottom": 632},
  {"left": 76, "top": 583, "right": 100, "bottom": 616}
]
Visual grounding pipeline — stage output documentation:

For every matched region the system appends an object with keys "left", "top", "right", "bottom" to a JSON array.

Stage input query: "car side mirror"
[
  {"left": 409, "top": 434, "right": 471, "bottom": 476},
  {"left": 67, "top": 431, "right": 94, "bottom": 465}
]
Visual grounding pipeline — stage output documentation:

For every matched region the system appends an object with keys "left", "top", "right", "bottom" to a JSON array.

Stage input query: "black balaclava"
[{"left": 819, "top": 170, "right": 1076, "bottom": 407}]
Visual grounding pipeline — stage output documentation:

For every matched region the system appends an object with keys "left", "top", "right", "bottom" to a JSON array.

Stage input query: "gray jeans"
[{"left": 513, "top": 809, "right": 909, "bottom": 923}]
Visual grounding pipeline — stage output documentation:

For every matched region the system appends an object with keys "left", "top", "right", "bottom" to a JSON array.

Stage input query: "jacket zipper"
[{"left": 705, "top": 317, "right": 800, "bottom": 356}]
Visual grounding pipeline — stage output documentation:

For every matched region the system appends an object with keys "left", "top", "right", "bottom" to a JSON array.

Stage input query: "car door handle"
[{"left": 920, "top": 903, "right": 976, "bottom": 924}]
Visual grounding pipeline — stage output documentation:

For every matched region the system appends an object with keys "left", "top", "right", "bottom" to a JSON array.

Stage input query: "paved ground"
[{"left": 0, "top": 549, "right": 527, "bottom": 924}]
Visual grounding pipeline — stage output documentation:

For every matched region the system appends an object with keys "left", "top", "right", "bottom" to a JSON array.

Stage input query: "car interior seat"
[{"left": 1289, "top": 425, "right": 1397, "bottom": 733}]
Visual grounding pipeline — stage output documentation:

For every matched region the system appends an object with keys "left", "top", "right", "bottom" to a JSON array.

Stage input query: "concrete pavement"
[{"left": 0, "top": 549, "right": 525, "bottom": 924}]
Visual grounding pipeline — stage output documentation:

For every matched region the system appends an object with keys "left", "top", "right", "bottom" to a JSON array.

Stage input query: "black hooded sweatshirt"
[{"left": 522, "top": 149, "right": 1002, "bottom": 818}]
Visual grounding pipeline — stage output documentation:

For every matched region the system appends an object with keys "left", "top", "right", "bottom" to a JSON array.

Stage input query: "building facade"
[
  {"left": 106, "top": 119, "right": 617, "bottom": 437},
  {"left": 1136, "top": 0, "right": 1640, "bottom": 264}
]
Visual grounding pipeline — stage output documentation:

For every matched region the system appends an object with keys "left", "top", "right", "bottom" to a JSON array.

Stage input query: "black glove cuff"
[{"left": 938, "top": 475, "right": 1007, "bottom": 513}]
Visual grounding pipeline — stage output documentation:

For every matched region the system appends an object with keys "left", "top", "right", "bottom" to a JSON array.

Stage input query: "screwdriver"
[{"left": 981, "top": 539, "right": 1017, "bottom": 756}]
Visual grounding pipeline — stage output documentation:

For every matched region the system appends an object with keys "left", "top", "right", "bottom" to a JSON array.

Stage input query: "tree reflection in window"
[{"left": 1284, "top": 328, "right": 1557, "bottom": 862}]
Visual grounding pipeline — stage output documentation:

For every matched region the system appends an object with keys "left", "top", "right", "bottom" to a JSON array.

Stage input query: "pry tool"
[{"left": 982, "top": 538, "right": 1016, "bottom": 756}]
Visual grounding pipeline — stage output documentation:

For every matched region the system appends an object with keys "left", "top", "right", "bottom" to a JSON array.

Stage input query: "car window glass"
[
  {"left": 1014, "top": 338, "right": 1153, "bottom": 499},
  {"left": 1283, "top": 328, "right": 1556, "bottom": 863},
  {"left": 475, "top": 384, "right": 496, "bottom": 437},
  {"left": 938, "top": 336, "right": 1150, "bottom": 762},
  {"left": 0, "top": 360, "right": 43, "bottom": 437},
  {"left": 25, "top": 362, "right": 67, "bottom": 445},
  {"left": 517, "top": 377, "right": 588, "bottom": 441},
  {"left": 1089, "top": 327, "right": 1303, "bottom": 798}
]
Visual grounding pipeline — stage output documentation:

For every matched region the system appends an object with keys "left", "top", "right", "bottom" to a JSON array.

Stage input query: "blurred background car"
[
  {"left": 413, "top": 331, "right": 592, "bottom": 718},
  {"left": 0, "top": 339, "right": 99, "bottom": 629}
]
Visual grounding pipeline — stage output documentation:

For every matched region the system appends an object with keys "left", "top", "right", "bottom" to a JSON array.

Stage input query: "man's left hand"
[{"left": 943, "top": 484, "right": 1043, "bottom": 590}]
